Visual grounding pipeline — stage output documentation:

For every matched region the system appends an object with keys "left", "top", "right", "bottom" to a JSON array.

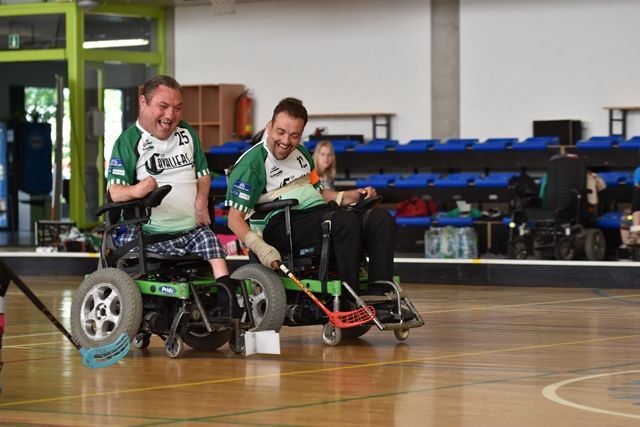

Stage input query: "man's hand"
[
  {"left": 244, "top": 231, "right": 282, "bottom": 269},
  {"left": 343, "top": 186, "right": 377, "bottom": 206},
  {"left": 195, "top": 198, "right": 211, "bottom": 226}
]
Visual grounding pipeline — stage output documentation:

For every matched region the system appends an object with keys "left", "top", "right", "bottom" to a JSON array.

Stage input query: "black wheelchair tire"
[
  {"left": 585, "top": 228, "right": 606, "bottom": 261},
  {"left": 508, "top": 235, "right": 531, "bottom": 260},
  {"left": 231, "top": 263, "right": 287, "bottom": 332},
  {"left": 341, "top": 324, "right": 372, "bottom": 339},
  {"left": 182, "top": 327, "right": 231, "bottom": 351},
  {"left": 554, "top": 236, "right": 576, "bottom": 261},
  {"left": 71, "top": 268, "right": 143, "bottom": 349}
]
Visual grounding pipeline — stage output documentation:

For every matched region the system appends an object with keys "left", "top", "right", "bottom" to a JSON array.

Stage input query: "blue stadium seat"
[
  {"left": 619, "top": 136, "right": 640, "bottom": 150},
  {"left": 210, "top": 174, "right": 227, "bottom": 190},
  {"left": 331, "top": 139, "right": 359, "bottom": 153},
  {"left": 432, "top": 138, "right": 478, "bottom": 152},
  {"left": 209, "top": 140, "right": 250, "bottom": 155},
  {"left": 576, "top": 135, "right": 622, "bottom": 150},
  {"left": 432, "top": 172, "right": 479, "bottom": 187},
  {"left": 472, "top": 138, "right": 518, "bottom": 152},
  {"left": 395, "top": 173, "right": 439, "bottom": 188},
  {"left": 511, "top": 136, "right": 558, "bottom": 151},
  {"left": 596, "top": 211, "right": 622, "bottom": 229},
  {"left": 396, "top": 217, "right": 433, "bottom": 227},
  {"left": 353, "top": 139, "right": 398, "bottom": 153},
  {"left": 474, "top": 172, "right": 519, "bottom": 187},
  {"left": 303, "top": 140, "right": 319, "bottom": 152},
  {"left": 395, "top": 139, "right": 439, "bottom": 152},
  {"left": 355, "top": 173, "right": 399, "bottom": 188},
  {"left": 432, "top": 216, "right": 475, "bottom": 227},
  {"left": 596, "top": 171, "right": 631, "bottom": 186}
]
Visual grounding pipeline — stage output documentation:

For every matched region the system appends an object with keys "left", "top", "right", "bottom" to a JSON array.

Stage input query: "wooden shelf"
[{"left": 183, "top": 83, "right": 244, "bottom": 150}]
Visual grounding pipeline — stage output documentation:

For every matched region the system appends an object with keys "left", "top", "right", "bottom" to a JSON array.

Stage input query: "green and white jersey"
[
  {"left": 225, "top": 139, "right": 325, "bottom": 232},
  {"left": 107, "top": 120, "right": 210, "bottom": 234}
]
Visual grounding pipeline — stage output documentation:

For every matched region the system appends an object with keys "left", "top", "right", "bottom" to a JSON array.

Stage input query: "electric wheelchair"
[
  {"left": 70, "top": 185, "right": 286, "bottom": 358},
  {"left": 507, "top": 154, "right": 606, "bottom": 261},
  {"left": 250, "top": 196, "right": 425, "bottom": 346}
]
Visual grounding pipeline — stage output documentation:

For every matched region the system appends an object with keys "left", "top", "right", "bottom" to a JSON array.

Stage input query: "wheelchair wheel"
[
  {"left": 182, "top": 327, "right": 231, "bottom": 351},
  {"left": 585, "top": 228, "right": 606, "bottom": 261},
  {"left": 508, "top": 235, "right": 531, "bottom": 260},
  {"left": 165, "top": 335, "right": 185, "bottom": 358},
  {"left": 71, "top": 268, "right": 142, "bottom": 349},
  {"left": 341, "top": 324, "right": 372, "bottom": 340},
  {"left": 394, "top": 328, "right": 410, "bottom": 341},
  {"left": 322, "top": 323, "right": 342, "bottom": 346},
  {"left": 554, "top": 236, "right": 576, "bottom": 260},
  {"left": 133, "top": 333, "right": 151, "bottom": 350},
  {"left": 228, "top": 333, "right": 245, "bottom": 354},
  {"left": 231, "top": 264, "right": 286, "bottom": 332}
]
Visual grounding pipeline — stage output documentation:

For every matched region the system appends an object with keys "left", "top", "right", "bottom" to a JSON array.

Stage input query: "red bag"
[{"left": 396, "top": 197, "right": 428, "bottom": 217}]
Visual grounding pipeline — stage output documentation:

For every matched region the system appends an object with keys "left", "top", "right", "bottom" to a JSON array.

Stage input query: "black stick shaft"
[{"left": 0, "top": 259, "right": 81, "bottom": 350}]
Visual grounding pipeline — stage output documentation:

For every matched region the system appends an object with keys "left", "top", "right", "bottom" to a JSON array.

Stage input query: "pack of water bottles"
[{"left": 424, "top": 226, "right": 478, "bottom": 259}]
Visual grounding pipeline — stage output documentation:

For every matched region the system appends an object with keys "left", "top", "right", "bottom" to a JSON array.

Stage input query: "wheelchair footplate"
[{"left": 358, "top": 283, "right": 425, "bottom": 333}]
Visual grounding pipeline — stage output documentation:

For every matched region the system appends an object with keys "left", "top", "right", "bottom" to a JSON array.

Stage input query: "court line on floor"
[
  {"left": 422, "top": 292, "right": 640, "bottom": 314},
  {"left": 2, "top": 331, "right": 639, "bottom": 410},
  {"left": 542, "top": 370, "right": 640, "bottom": 420},
  {"left": 145, "top": 364, "right": 640, "bottom": 426}
]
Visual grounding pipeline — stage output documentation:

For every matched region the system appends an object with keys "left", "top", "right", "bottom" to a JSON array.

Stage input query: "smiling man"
[
  {"left": 106, "top": 75, "right": 239, "bottom": 318},
  {"left": 225, "top": 98, "right": 398, "bottom": 308}
]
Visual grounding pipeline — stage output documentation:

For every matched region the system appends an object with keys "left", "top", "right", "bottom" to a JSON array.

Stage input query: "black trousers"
[{"left": 263, "top": 204, "right": 396, "bottom": 288}]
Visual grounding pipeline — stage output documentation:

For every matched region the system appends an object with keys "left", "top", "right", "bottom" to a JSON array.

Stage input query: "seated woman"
[{"left": 312, "top": 139, "right": 337, "bottom": 191}]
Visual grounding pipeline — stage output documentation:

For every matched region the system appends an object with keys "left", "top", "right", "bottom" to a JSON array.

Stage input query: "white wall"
[
  {"left": 174, "top": 0, "right": 430, "bottom": 143},
  {"left": 460, "top": 0, "right": 640, "bottom": 140}
]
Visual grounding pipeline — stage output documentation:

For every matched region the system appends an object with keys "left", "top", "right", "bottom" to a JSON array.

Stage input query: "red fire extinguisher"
[{"left": 234, "top": 90, "right": 254, "bottom": 139}]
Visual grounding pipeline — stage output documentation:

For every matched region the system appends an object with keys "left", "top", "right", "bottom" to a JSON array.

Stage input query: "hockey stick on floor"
[{"left": 0, "top": 259, "right": 129, "bottom": 368}]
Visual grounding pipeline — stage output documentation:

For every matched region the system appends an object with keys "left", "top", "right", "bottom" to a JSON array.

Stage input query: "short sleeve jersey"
[
  {"left": 225, "top": 139, "right": 325, "bottom": 231},
  {"left": 107, "top": 121, "right": 210, "bottom": 234}
]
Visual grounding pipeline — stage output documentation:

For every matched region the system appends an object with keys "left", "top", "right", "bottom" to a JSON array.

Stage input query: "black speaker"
[
  {"left": 533, "top": 120, "right": 582, "bottom": 146},
  {"left": 16, "top": 122, "right": 52, "bottom": 195}
]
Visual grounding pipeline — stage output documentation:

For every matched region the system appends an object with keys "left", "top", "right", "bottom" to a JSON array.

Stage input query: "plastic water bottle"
[
  {"left": 458, "top": 228, "right": 469, "bottom": 258},
  {"left": 424, "top": 228, "right": 440, "bottom": 258}
]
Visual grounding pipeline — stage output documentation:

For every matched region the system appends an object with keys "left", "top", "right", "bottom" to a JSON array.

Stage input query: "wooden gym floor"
[{"left": 1, "top": 276, "right": 640, "bottom": 426}]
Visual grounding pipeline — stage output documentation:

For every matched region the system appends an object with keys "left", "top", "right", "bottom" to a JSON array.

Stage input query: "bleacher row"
[
  {"left": 209, "top": 135, "right": 640, "bottom": 156},
  {"left": 207, "top": 136, "right": 637, "bottom": 254}
]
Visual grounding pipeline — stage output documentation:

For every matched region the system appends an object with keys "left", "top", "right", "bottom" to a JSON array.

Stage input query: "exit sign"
[{"left": 8, "top": 33, "right": 20, "bottom": 49}]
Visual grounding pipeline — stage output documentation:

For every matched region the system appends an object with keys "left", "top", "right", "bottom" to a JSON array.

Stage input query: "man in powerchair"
[
  {"left": 107, "top": 75, "right": 240, "bottom": 318},
  {"left": 225, "top": 97, "right": 413, "bottom": 323}
]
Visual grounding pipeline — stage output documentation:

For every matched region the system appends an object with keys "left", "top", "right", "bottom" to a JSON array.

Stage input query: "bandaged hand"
[{"left": 244, "top": 231, "right": 282, "bottom": 269}]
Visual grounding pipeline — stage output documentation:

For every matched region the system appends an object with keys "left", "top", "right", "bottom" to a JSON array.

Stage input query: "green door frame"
[{"left": 0, "top": 2, "right": 165, "bottom": 229}]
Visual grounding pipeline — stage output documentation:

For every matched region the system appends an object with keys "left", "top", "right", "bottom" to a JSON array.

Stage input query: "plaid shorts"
[{"left": 114, "top": 225, "right": 227, "bottom": 260}]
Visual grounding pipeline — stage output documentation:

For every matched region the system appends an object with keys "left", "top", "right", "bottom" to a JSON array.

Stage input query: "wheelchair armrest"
[
  {"left": 254, "top": 198, "right": 299, "bottom": 212},
  {"left": 95, "top": 185, "right": 172, "bottom": 217}
]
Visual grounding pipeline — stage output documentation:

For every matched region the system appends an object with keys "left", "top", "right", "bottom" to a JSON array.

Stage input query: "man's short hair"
[
  {"left": 142, "top": 75, "right": 182, "bottom": 103},
  {"left": 272, "top": 97, "right": 308, "bottom": 125}
]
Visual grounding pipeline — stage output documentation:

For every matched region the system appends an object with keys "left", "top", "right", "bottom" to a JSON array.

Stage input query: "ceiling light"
[{"left": 83, "top": 38, "right": 150, "bottom": 49}]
